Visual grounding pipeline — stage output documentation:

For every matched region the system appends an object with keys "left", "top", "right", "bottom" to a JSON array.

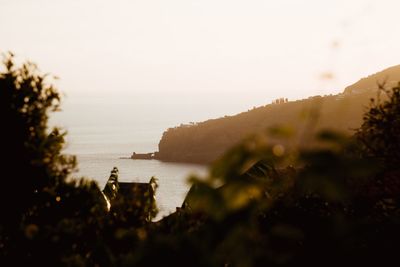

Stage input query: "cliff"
[{"left": 156, "top": 65, "right": 400, "bottom": 164}]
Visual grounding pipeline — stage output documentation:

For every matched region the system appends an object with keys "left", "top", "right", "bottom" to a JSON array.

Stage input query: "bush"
[{"left": 357, "top": 83, "right": 400, "bottom": 169}]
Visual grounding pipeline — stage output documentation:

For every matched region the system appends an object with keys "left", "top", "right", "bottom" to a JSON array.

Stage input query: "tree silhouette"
[
  {"left": 0, "top": 53, "right": 107, "bottom": 266},
  {"left": 357, "top": 82, "right": 400, "bottom": 169}
]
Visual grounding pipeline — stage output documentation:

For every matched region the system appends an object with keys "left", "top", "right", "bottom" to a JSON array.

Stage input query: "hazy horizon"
[
  {"left": 2, "top": 0, "right": 400, "bottom": 99},
  {"left": 2, "top": 0, "right": 400, "bottom": 154}
]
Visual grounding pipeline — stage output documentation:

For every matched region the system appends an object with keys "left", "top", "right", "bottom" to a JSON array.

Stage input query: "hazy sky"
[{"left": 1, "top": 0, "right": 400, "bottom": 135}]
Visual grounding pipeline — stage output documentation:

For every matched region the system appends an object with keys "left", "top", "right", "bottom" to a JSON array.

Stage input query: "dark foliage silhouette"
[
  {"left": 1, "top": 53, "right": 400, "bottom": 266},
  {"left": 0, "top": 53, "right": 109, "bottom": 266},
  {"left": 357, "top": 82, "right": 400, "bottom": 169}
]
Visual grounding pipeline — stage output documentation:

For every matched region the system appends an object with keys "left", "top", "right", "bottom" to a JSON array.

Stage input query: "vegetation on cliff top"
[{"left": 157, "top": 65, "right": 400, "bottom": 164}]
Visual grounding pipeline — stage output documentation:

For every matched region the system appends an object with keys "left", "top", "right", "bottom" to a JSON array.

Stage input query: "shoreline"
[{"left": 130, "top": 151, "right": 210, "bottom": 166}]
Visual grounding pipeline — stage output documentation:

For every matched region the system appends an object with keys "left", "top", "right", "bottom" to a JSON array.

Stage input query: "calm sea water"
[
  {"left": 69, "top": 152, "right": 207, "bottom": 219},
  {"left": 53, "top": 92, "right": 257, "bottom": 219}
]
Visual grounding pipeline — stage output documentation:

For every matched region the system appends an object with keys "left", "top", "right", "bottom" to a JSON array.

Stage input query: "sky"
[{"left": 1, "top": 0, "right": 400, "bottom": 152}]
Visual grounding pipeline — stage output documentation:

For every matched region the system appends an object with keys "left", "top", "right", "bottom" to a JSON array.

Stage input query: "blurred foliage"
[
  {"left": 168, "top": 128, "right": 398, "bottom": 266},
  {"left": 356, "top": 82, "right": 400, "bottom": 169},
  {"left": 1, "top": 53, "right": 400, "bottom": 266}
]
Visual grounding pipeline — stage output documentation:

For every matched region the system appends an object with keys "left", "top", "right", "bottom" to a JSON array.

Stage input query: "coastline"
[{"left": 130, "top": 151, "right": 211, "bottom": 165}]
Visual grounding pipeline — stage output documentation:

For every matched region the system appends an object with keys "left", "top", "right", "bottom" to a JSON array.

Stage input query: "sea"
[
  {"left": 60, "top": 122, "right": 210, "bottom": 220},
  {"left": 50, "top": 91, "right": 276, "bottom": 219},
  {"left": 50, "top": 91, "right": 266, "bottom": 220},
  {"left": 72, "top": 153, "right": 207, "bottom": 220}
]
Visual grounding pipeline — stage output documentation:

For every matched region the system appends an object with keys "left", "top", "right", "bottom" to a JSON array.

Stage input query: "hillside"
[
  {"left": 344, "top": 65, "right": 400, "bottom": 94},
  {"left": 156, "top": 65, "right": 400, "bottom": 164}
]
